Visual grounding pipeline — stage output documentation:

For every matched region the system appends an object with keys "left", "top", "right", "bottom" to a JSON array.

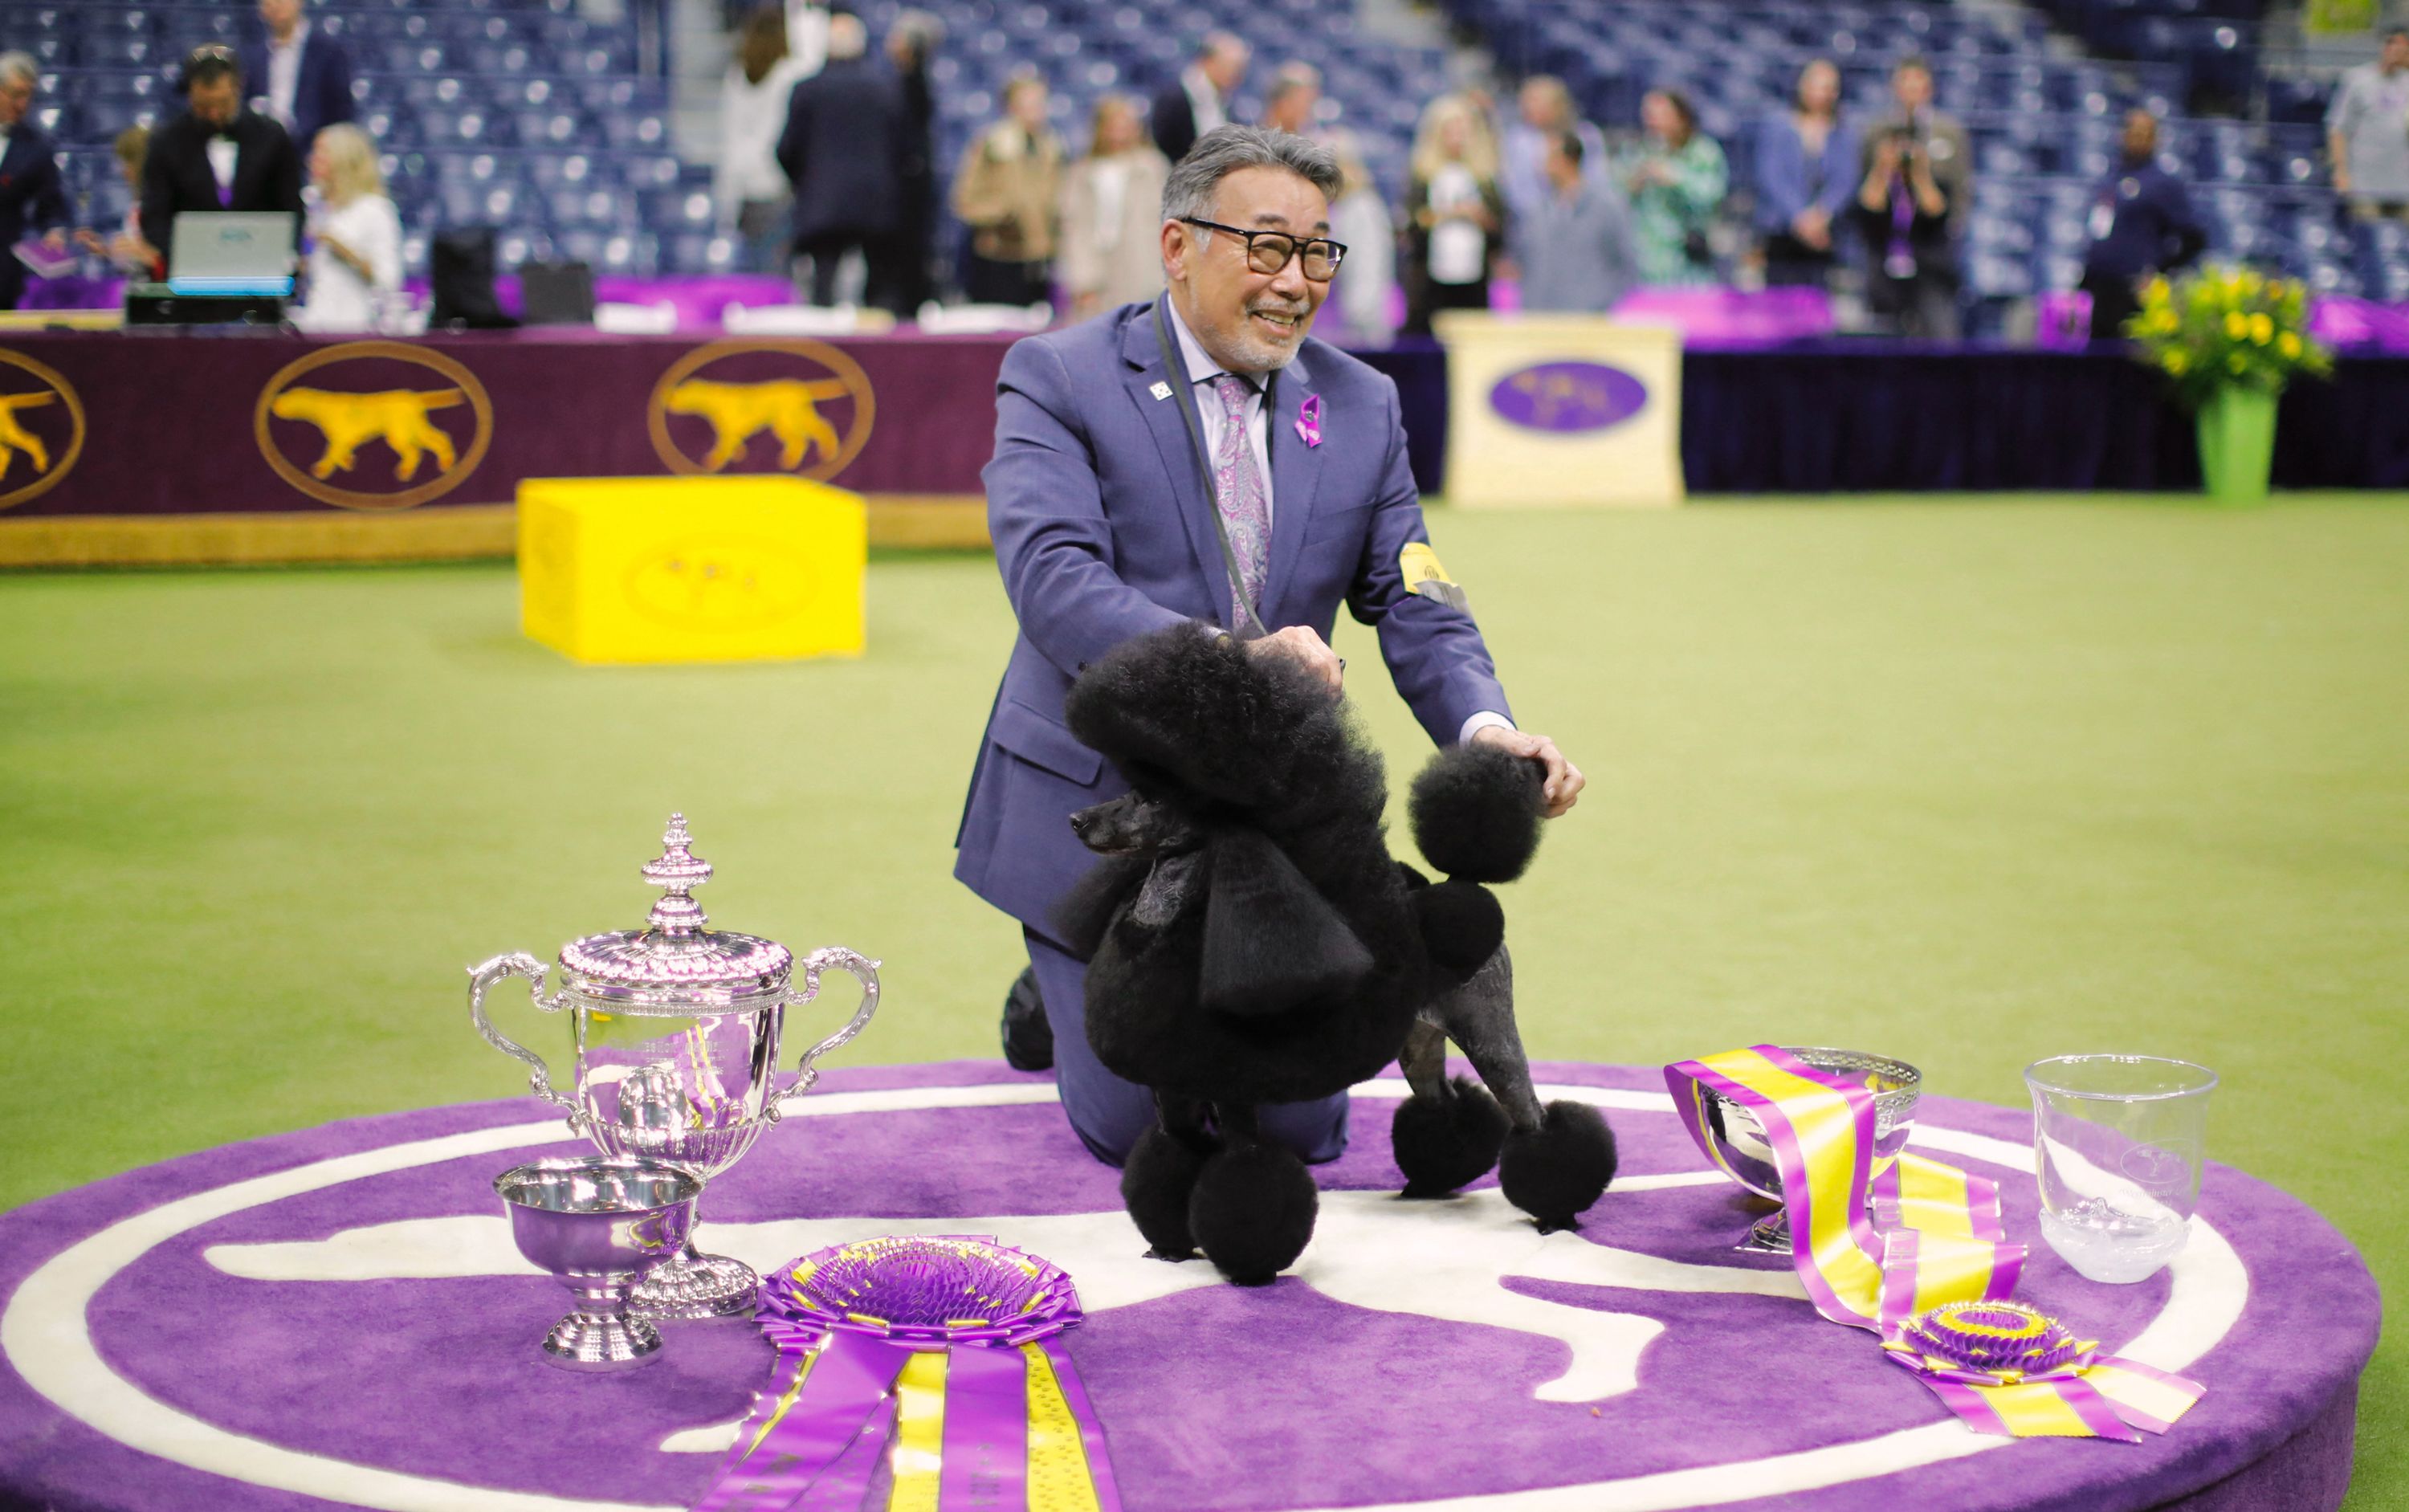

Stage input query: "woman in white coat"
[
  {"left": 296, "top": 124, "right": 402, "bottom": 332},
  {"left": 1057, "top": 96, "right": 1170, "bottom": 320},
  {"left": 716, "top": 6, "right": 812, "bottom": 275}
]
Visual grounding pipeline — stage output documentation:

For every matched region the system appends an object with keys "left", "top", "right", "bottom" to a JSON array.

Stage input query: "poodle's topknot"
[
  {"left": 1409, "top": 742, "right": 1546, "bottom": 883},
  {"left": 1063, "top": 623, "right": 1374, "bottom": 819}
]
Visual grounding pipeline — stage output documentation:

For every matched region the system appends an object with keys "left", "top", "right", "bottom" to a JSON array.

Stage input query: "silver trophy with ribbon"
[{"left": 469, "top": 813, "right": 881, "bottom": 1318}]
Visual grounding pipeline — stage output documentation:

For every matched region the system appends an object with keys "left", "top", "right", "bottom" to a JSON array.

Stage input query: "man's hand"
[
  {"left": 39, "top": 228, "right": 64, "bottom": 252},
  {"left": 1470, "top": 723, "right": 1584, "bottom": 817},
  {"left": 1244, "top": 625, "right": 1343, "bottom": 698}
]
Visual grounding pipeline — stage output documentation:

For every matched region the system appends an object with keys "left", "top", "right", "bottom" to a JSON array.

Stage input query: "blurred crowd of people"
[
  {"left": 1, "top": 0, "right": 398, "bottom": 329},
  {"left": 713, "top": 11, "right": 2247, "bottom": 344},
  {"left": 2, "top": 0, "right": 2405, "bottom": 343}
]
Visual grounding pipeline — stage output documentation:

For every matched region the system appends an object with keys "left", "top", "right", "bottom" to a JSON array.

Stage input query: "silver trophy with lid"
[{"left": 468, "top": 813, "right": 881, "bottom": 1318}]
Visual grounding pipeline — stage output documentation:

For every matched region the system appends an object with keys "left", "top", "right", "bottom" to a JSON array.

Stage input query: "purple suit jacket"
[{"left": 954, "top": 298, "right": 1513, "bottom": 935}]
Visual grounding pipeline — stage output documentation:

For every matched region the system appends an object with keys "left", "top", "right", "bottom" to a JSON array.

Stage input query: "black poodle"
[{"left": 1054, "top": 625, "right": 1617, "bottom": 1285}]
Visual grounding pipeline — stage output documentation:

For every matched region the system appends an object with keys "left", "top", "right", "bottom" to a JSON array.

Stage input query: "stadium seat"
[{"left": 12, "top": 0, "right": 2371, "bottom": 284}]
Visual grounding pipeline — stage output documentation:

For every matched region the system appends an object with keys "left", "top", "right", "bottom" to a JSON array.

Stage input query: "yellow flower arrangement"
[{"left": 2122, "top": 263, "right": 2331, "bottom": 409}]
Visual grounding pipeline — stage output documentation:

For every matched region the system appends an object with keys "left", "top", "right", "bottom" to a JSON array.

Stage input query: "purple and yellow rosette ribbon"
[
  {"left": 1666, "top": 1045, "right": 2205, "bottom": 1444},
  {"left": 692, "top": 1236, "right": 1120, "bottom": 1512}
]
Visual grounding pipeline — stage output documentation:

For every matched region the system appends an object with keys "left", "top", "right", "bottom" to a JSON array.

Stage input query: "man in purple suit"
[{"left": 956, "top": 126, "right": 1585, "bottom": 1168}]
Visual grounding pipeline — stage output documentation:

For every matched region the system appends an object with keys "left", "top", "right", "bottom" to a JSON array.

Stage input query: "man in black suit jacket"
[
  {"left": 140, "top": 47, "right": 306, "bottom": 275},
  {"left": 0, "top": 53, "right": 71, "bottom": 309},
  {"left": 238, "top": 0, "right": 356, "bottom": 154},
  {"left": 775, "top": 13, "right": 911, "bottom": 312},
  {"left": 1148, "top": 32, "right": 1247, "bottom": 165}
]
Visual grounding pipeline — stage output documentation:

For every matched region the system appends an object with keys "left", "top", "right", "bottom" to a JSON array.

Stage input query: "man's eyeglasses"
[{"left": 1180, "top": 218, "right": 1347, "bottom": 280}]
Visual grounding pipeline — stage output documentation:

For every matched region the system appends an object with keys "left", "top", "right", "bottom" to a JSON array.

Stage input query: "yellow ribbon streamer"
[{"left": 886, "top": 1351, "right": 949, "bottom": 1512}]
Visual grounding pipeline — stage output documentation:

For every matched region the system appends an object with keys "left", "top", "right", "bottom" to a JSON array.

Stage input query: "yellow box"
[{"left": 516, "top": 476, "right": 866, "bottom": 664}]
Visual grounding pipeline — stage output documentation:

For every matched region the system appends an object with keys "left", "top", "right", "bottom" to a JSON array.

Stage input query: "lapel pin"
[
  {"left": 1294, "top": 393, "right": 1323, "bottom": 448},
  {"left": 1149, "top": 381, "right": 1172, "bottom": 401}
]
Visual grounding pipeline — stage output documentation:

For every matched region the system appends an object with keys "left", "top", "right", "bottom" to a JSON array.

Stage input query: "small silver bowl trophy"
[
  {"left": 470, "top": 813, "right": 880, "bottom": 1354},
  {"left": 1699, "top": 1046, "right": 1922, "bottom": 1252},
  {"left": 495, "top": 1155, "right": 703, "bottom": 1368}
]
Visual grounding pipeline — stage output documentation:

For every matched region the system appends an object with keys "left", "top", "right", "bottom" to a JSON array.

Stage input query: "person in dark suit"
[
  {"left": 140, "top": 47, "right": 307, "bottom": 274},
  {"left": 883, "top": 8, "right": 944, "bottom": 312},
  {"left": 958, "top": 126, "right": 1585, "bottom": 1168},
  {"left": 2079, "top": 111, "right": 2204, "bottom": 342},
  {"left": 775, "top": 12, "right": 911, "bottom": 312},
  {"left": 1148, "top": 32, "right": 1248, "bottom": 166},
  {"left": 0, "top": 52, "right": 71, "bottom": 310},
  {"left": 238, "top": 0, "right": 356, "bottom": 155}
]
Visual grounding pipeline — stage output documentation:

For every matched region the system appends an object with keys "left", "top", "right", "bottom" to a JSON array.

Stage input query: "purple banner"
[{"left": 0, "top": 328, "right": 1011, "bottom": 519}]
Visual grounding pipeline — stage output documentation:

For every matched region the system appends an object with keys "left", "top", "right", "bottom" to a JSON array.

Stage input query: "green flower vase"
[{"left": 2195, "top": 385, "right": 2277, "bottom": 505}]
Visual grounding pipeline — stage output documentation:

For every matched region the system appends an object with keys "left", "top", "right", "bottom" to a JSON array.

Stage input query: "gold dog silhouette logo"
[
  {"left": 255, "top": 342, "right": 493, "bottom": 509},
  {"left": 649, "top": 339, "right": 874, "bottom": 481},
  {"left": 0, "top": 348, "right": 84, "bottom": 510}
]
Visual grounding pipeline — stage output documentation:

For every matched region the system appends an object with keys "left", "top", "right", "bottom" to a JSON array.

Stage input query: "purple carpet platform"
[{"left": 0, "top": 1060, "right": 2376, "bottom": 1512}]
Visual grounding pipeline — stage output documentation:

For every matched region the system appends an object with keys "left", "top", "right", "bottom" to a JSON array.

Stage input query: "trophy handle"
[
  {"left": 468, "top": 952, "right": 581, "bottom": 1119},
  {"left": 772, "top": 948, "right": 882, "bottom": 1115}
]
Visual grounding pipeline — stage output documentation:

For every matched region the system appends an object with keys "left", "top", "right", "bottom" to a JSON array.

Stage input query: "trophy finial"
[{"left": 642, "top": 813, "right": 713, "bottom": 934}]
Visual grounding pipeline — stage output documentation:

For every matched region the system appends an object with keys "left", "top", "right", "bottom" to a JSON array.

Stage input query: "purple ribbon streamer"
[
  {"left": 691, "top": 1236, "right": 1119, "bottom": 1512},
  {"left": 691, "top": 1332, "right": 905, "bottom": 1512},
  {"left": 937, "top": 1342, "right": 1030, "bottom": 1510},
  {"left": 787, "top": 1386, "right": 895, "bottom": 1512}
]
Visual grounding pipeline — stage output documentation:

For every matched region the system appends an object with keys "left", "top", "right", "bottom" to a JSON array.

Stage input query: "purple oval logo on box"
[{"left": 1490, "top": 361, "right": 1649, "bottom": 433}]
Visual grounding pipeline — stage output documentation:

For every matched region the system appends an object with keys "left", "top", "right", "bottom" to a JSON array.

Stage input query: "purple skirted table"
[{"left": 0, "top": 1060, "right": 2376, "bottom": 1512}]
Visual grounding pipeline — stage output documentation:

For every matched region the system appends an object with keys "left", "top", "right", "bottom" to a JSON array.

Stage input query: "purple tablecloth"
[{"left": 0, "top": 1059, "right": 2376, "bottom": 1512}]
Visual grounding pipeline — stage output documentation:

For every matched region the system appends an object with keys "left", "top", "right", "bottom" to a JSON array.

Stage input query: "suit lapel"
[
  {"left": 1259, "top": 349, "right": 1323, "bottom": 624},
  {"left": 1123, "top": 300, "right": 1234, "bottom": 630}
]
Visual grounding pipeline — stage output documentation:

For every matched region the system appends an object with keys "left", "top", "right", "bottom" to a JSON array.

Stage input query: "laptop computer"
[{"left": 167, "top": 211, "right": 297, "bottom": 297}]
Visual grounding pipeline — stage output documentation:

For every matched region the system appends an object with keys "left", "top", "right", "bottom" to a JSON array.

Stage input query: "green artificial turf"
[{"left": 3, "top": 495, "right": 2403, "bottom": 1503}]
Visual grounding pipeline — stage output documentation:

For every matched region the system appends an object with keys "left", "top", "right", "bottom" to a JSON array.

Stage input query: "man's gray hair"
[
  {"left": 1162, "top": 125, "right": 1342, "bottom": 223},
  {"left": 0, "top": 52, "right": 37, "bottom": 90},
  {"left": 1265, "top": 62, "right": 1321, "bottom": 105}
]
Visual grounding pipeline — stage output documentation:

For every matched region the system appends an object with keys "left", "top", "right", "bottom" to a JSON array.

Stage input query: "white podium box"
[{"left": 1433, "top": 313, "right": 1685, "bottom": 508}]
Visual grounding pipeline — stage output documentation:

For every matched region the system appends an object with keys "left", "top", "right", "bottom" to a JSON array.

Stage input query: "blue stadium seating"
[{"left": 14, "top": 0, "right": 2405, "bottom": 308}]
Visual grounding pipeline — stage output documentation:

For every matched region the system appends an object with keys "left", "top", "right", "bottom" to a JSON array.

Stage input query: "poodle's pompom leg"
[
  {"left": 1415, "top": 878, "right": 1506, "bottom": 981},
  {"left": 1188, "top": 1107, "right": 1318, "bottom": 1286},
  {"left": 1392, "top": 1073, "right": 1510, "bottom": 1197},
  {"left": 1498, "top": 1100, "right": 1619, "bottom": 1233},
  {"left": 1120, "top": 1094, "right": 1217, "bottom": 1261},
  {"left": 1408, "top": 742, "right": 1547, "bottom": 883},
  {"left": 1123, "top": 1124, "right": 1209, "bottom": 1260}
]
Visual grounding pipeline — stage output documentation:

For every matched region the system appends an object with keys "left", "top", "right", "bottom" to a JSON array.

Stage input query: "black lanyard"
[{"left": 1152, "top": 296, "right": 1271, "bottom": 641}]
